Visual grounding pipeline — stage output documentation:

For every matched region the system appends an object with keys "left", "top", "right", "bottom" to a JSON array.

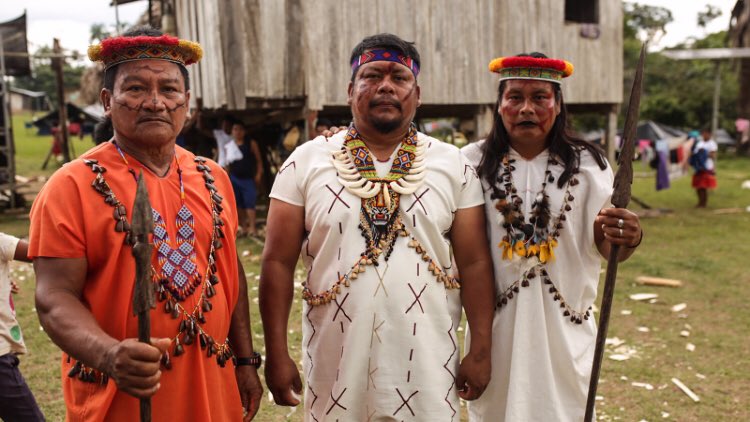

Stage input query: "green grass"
[
  {"left": 6, "top": 119, "right": 750, "bottom": 420},
  {"left": 12, "top": 111, "right": 97, "bottom": 179}
]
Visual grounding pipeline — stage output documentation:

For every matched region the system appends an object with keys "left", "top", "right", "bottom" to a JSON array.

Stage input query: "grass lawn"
[{"left": 5, "top": 112, "right": 750, "bottom": 421}]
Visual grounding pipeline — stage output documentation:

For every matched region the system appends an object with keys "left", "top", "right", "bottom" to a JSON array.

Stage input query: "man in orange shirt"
[{"left": 28, "top": 26, "right": 262, "bottom": 421}]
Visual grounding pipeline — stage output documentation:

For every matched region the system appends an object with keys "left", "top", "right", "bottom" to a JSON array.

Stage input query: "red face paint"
[{"left": 499, "top": 79, "right": 560, "bottom": 154}]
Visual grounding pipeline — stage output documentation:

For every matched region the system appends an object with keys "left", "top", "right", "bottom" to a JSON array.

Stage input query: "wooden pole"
[
  {"left": 52, "top": 38, "right": 70, "bottom": 163},
  {"left": 605, "top": 104, "right": 619, "bottom": 166},
  {"left": 711, "top": 60, "right": 721, "bottom": 138},
  {"left": 0, "top": 32, "right": 17, "bottom": 208}
]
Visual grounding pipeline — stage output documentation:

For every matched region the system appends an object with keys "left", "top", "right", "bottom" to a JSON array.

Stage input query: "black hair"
[
  {"left": 349, "top": 33, "right": 421, "bottom": 81},
  {"left": 315, "top": 118, "right": 333, "bottom": 128},
  {"left": 102, "top": 25, "right": 190, "bottom": 91},
  {"left": 93, "top": 118, "right": 114, "bottom": 144},
  {"left": 477, "top": 52, "right": 607, "bottom": 189}
]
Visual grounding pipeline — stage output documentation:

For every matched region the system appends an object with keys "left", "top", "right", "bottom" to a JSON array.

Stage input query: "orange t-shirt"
[{"left": 29, "top": 142, "right": 243, "bottom": 421}]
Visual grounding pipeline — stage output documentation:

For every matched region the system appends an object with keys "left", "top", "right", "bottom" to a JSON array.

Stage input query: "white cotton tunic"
[
  {"left": 270, "top": 131, "right": 484, "bottom": 422},
  {"left": 462, "top": 141, "right": 613, "bottom": 422}
]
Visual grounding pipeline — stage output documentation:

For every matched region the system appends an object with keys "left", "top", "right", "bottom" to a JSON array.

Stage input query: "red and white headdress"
[
  {"left": 488, "top": 56, "right": 574, "bottom": 84},
  {"left": 88, "top": 34, "right": 203, "bottom": 69}
]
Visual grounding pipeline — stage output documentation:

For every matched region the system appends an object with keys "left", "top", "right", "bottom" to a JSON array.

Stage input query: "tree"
[
  {"left": 12, "top": 45, "right": 85, "bottom": 105},
  {"left": 623, "top": 1, "right": 674, "bottom": 45},
  {"left": 89, "top": 23, "right": 112, "bottom": 44},
  {"left": 697, "top": 5, "right": 723, "bottom": 29}
]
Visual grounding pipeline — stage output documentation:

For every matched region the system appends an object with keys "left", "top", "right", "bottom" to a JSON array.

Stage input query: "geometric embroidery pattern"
[
  {"left": 443, "top": 322, "right": 458, "bottom": 421},
  {"left": 153, "top": 204, "right": 201, "bottom": 301}
]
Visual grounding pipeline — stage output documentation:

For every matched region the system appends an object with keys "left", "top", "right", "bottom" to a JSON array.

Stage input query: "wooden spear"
[
  {"left": 131, "top": 172, "right": 155, "bottom": 422},
  {"left": 584, "top": 44, "right": 646, "bottom": 422}
]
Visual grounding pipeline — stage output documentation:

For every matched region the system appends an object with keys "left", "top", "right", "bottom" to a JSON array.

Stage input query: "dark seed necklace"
[
  {"left": 491, "top": 150, "right": 590, "bottom": 324},
  {"left": 67, "top": 148, "right": 235, "bottom": 386}
]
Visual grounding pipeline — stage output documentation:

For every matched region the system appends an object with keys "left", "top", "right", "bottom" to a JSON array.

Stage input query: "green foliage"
[
  {"left": 620, "top": 4, "right": 738, "bottom": 134},
  {"left": 12, "top": 46, "right": 85, "bottom": 105},
  {"left": 623, "top": 1, "right": 674, "bottom": 43},
  {"left": 697, "top": 4, "right": 723, "bottom": 28}
]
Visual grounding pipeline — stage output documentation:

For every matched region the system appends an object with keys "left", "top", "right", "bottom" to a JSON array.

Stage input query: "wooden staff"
[
  {"left": 131, "top": 172, "right": 155, "bottom": 422},
  {"left": 584, "top": 44, "right": 646, "bottom": 422}
]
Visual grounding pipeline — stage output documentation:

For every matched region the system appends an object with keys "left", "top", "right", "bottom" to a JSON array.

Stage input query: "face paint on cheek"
[
  {"left": 536, "top": 99, "right": 558, "bottom": 129},
  {"left": 166, "top": 100, "right": 187, "bottom": 113},
  {"left": 500, "top": 102, "right": 519, "bottom": 120},
  {"left": 113, "top": 98, "right": 143, "bottom": 112}
]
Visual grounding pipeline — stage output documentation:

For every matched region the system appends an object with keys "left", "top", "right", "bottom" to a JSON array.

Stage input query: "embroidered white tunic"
[
  {"left": 462, "top": 141, "right": 613, "bottom": 422},
  {"left": 271, "top": 131, "right": 483, "bottom": 421}
]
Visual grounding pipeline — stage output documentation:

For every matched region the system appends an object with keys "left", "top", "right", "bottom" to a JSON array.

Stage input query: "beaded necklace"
[
  {"left": 340, "top": 124, "right": 420, "bottom": 259},
  {"left": 71, "top": 146, "right": 234, "bottom": 385},
  {"left": 113, "top": 143, "right": 203, "bottom": 301},
  {"left": 491, "top": 150, "right": 591, "bottom": 324},
  {"left": 302, "top": 125, "right": 459, "bottom": 307},
  {"left": 493, "top": 153, "right": 575, "bottom": 263}
]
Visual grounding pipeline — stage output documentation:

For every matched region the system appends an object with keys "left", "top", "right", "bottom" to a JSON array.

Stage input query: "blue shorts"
[{"left": 229, "top": 174, "right": 257, "bottom": 209}]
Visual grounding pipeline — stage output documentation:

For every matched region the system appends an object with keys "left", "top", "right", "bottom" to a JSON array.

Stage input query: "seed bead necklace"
[
  {"left": 491, "top": 150, "right": 591, "bottom": 324},
  {"left": 68, "top": 145, "right": 234, "bottom": 385},
  {"left": 301, "top": 125, "right": 459, "bottom": 307}
]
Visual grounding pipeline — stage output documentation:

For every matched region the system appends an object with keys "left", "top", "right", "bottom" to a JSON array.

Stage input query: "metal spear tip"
[
  {"left": 131, "top": 171, "right": 154, "bottom": 238},
  {"left": 612, "top": 43, "right": 646, "bottom": 209}
]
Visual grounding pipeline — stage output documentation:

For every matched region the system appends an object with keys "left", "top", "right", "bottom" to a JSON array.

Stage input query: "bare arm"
[
  {"left": 14, "top": 239, "right": 30, "bottom": 263},
  {"left": 251, "top": 140, "right": 264, "bottom": 182},
  {"left": 449, "top": 205, "right": 495, "bottom": 400},
  {"left": 259, "top": 199, "right": 305, "bottom": 405},
  {"left": 229, "top": 256, "right": 255, "bottom": 359},
  {"left": 34, "top": 257, "right": 170, "bottom": 398},
  {"left": 594, "top": 207, "right": 643, "bottom": 262},
  {"left": 229, "top": 256, "right": 263, "bottom": 421}
]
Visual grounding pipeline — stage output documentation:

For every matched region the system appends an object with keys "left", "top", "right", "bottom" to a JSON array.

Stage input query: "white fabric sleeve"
[
  {"left": 457, "top": 151, "right": 485, "bottom": 209},
  {"left": 224, "top": 142, "right": 243, "bottom": 165},
  {"left": 269, "top": 147, "right": 306, "bottom": 207},
  {"left": 0, "top": 233, "right": 19, "bottom": 262}
]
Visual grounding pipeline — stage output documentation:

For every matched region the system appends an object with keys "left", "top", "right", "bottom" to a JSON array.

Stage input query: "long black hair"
[{"left": 477, "top": 52, "right": 607, "bottom": 189}]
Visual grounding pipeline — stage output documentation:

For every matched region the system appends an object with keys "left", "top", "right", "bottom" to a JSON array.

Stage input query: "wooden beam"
[{"left": 635, "top": 276, "right": 683, "bottom": 288}]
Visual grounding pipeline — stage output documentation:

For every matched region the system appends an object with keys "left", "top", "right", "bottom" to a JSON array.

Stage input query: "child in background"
[
  {"left": 690, "top": 128, "right": 719, "bottom": 208},
  {"left": 0, "top": 233, "right": 45, "bottom": 421}
]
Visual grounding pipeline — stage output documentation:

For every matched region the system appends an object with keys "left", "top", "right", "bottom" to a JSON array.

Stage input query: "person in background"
[
  {"left": 314, "top": 118, "right": 332, "bottom": 137},
  {"left": 228, "top": 122, "right": 264, "bottom": 237},
  {"left": 214, "top": 115, "right": 236, "bottom": 168},
  {"left": 690, "top": 128, "right": 718, "bottom": 208},
  {"left": 0, "top": 233, "right": 45, "bottom": 421}
]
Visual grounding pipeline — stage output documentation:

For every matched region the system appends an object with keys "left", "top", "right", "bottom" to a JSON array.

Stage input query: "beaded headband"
[
  {"left": 88, "top": 35, "right": 203, "bottom": 70},
  {"left": 488, "top": 56, "right": 574, "bottom": 84},
  {"left": 351, "top": 49, "right": 420, "bottom": 77}
]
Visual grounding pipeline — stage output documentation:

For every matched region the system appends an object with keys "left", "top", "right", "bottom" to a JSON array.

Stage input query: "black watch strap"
[{"left": 236, "top": 352, "right": 262, "bottom": 368}]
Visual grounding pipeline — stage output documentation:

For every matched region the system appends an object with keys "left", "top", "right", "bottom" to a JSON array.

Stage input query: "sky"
[
  {"left": 0, "top": 0, "right": 740, "bottom": 59},
  {"left": 636, "top": 0, "right": 738, "bottom": 48},
  {"left": 0, "top": 1, "right": 147, "bottom": 58}
]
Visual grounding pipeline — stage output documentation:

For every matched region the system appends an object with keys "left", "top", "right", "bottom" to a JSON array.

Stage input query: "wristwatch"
[{"left": 235, "top": 352, "right": 262, "bottom": 368}]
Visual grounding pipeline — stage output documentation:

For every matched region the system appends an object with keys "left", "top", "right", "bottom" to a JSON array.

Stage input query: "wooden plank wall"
[
  {"left": 303, "top": 0, "right": 623, "bottom": 109},
  {"left": 176, "top": 0, "right": 305, "bottom": 109},
  {"left": 177, "top": 0, "right": 622, "bottom": 111}
]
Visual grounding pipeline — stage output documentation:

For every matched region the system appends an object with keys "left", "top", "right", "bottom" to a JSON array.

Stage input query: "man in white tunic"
[
  {"left": 462, "top": 53, "right": 643, "bottom": 421},
  {"left": 260, "top": 34, "right": 495, "bottom": 421}
]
